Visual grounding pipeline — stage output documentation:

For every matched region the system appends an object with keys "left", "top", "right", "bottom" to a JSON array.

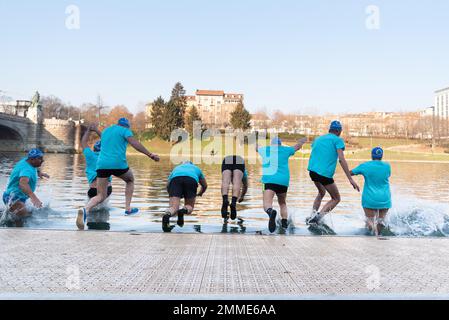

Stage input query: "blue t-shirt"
[
  {"left": 4, "top": 158, "right": 38, "bottom": 200},
  {"left": 168, "top": 163, "right": 205, "bottom": 183},
  {"left": 96, "top": 125, "right": 133, "bottom": 170},
  {"left": 258, "top": 146, "right": 296, "bottom": 187},
  {"left": 83, "top": 148, "right": 112, "bottom": 184},
  {"left": 352, "top": 161, "right": 392, "bottom": 209},
  {"left": 308, "top": 133, "right": 345, "bottom": 178}
]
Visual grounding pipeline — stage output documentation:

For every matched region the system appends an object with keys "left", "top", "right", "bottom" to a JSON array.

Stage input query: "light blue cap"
[
  {"left": 372, "top": 147, "right": 384, "bottom": 160},
  {"left": 118, "top": 118, "right": 130, "bottom": 128},
  {"left": 330, "top": 120, "right": 343, "bottom": 131},
  {"left": 271, "top": 137, "right": 282, "bottom": 145},
  {"left": 93, "top": 141, "right": 101, "bottom": 152},
  {"left": 28, "top": 148, "right": 44, "bottom": 159}
]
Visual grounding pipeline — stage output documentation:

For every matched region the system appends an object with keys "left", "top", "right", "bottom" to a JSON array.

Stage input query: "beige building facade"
[{"left": 186, "top": 90, "right": 244, "bottom": 128}]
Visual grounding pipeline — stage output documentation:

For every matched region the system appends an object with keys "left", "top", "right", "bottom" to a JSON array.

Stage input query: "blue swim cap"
[
  {"left": 118, "top": 118, "right": 130, "bottom": 128},
  {"left": 330, "top": 120, "right": 343, "bottom": 131},
  {"left": 271, "top": 137, "right": 282, "bottom": 145},
  {"left": 28, "top": 148, "right": 44, "bottom": 159},
  {"left": 372, "top": 147, "right": 384, "bottom": 160},
  {"left": 93, "top": 141, "right": 101, "bottom": 152}
]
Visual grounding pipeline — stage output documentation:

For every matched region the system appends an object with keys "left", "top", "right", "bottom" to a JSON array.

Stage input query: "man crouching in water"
[{"left": 2, "top": 149, "right": 49, "bottom": 226}]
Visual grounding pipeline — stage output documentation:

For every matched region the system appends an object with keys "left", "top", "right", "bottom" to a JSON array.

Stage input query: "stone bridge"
[{"left": 0, "top": 101, "right": 82, "bottom": 153}]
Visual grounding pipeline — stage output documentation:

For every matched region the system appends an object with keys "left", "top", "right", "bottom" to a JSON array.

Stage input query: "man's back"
[
  {"left": 97, "top": 125, "right": 133, "bottom": 170},
  {"left": 308, "top": 133, "right": 345, "bottom": 178}
]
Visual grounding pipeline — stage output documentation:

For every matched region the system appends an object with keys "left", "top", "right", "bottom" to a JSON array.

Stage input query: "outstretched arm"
[
  {"left": 293, "top": 137, "right": 307, "bottom": 152},
  {"left": 337, "top": 149, "right": 360, "bottom": 192},
  {"left": 197, "top": 178, "right": 208, "bottom": 197},
  {"left": 81, "top": 123, "right": 102, "bottom": 150},
  {"left": 81, "top": 125, "right": 91, "bottom": 150},
  {"left": 19, "top": 177, "right": 42, "bottom": 208},
  {"left": 127, "top": 137, "right": 160, "bottom": 162}
]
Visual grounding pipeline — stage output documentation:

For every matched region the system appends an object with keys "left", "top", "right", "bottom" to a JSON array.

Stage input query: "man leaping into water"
[
  {"left": 306, "top": 121, "right": 360, "bottom": 225},
  {"left": 221, "top": 155, "right": 248, "bottom": 222},
  {"left": 2, "top": 149, "right": 49, "bottom": 226},
  {"left": 77, "top": 118, "right": 160, "bottom": 230}
]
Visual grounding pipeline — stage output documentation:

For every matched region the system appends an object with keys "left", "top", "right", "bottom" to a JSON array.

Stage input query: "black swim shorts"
[
  {"left": 221, "top": 155, "right": 245, "bottom": 174},
  {"left": 168, "top": 176, "right": 198, "bottom": 199},
  {"left": 96, "top": 168, "right": 129, "bottom": 179},
  {"left": 88, "top": 186, "right": 113, "bottom": 199},
  {"left": 264, "top": 183, "right": 288, "bottom": 195},
  {"left": 309, "top": 171, "right": 335, "bottom": 186}
]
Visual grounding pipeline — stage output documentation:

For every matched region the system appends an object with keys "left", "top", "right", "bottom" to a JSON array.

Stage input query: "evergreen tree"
[
  {"left": 168, "top": 82, "right": 187, "bottom": 129},
  {"left": 185, "top": 106, "right": 202, "bottom": 137},
  {"left": 150, "top": 96, "right": 166, "bottom": 139},
  {"left": 230, "top": 102, "right": 252, "bottom": 131}
]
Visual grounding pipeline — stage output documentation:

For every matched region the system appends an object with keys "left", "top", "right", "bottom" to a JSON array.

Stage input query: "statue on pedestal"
[{"left": 27, "top": 91, "right": 43, "bottom": 124}]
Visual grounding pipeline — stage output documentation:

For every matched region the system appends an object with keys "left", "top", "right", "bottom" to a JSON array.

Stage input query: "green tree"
[
  {"left": 185, "top": 106, "right": 202, "bottom": 137},
  {"left": 230, "top": 102, "right": 252, "bottom": 131},
  {"left": 150, "top": 96, "right": 167, "bottom": 139},
  {"left": 169, "top": 82, "right": 187, "bottom": 129}
]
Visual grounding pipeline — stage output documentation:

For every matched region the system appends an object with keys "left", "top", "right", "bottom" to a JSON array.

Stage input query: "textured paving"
[{"left": 1, "top": 229, "right": 449, "bottom": 299}]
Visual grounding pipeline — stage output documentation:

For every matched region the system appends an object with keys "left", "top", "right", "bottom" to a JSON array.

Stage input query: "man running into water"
[
  {"left": 351, "top": 147, "right": 391, "bottom": 235},
  {"left": 2, "top": 149, "right": 49, "bottom": 223},
  {"left": 221, "top": 155, "right": 248, "bottom": 222},
  {"left": 306, "top": 121, "right": 360, "bottom": 225},
  {"left": 81, "top": 124, "right": 112, "bottom": 202},
  {"left": 163, "top": 161, "right": 207, "bottom": 228},
  {"left": 77, "top": 118, "right": 160, "bottom": 230},
  {"left": 257, "top": 137, "right": 307, "bottom": 232}
]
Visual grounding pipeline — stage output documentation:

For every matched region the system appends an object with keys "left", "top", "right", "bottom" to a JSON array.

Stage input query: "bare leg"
[
  {"left": 320, "top": 183, "right": 341, "bottom": 214},
  {"left": 377, "top": 209, "right": 389, "bottom": 235},
  {"left": 363, "top": 208, "right": 377, "bottom": 235},
  {"left": 86, "top": 177, "right": 109, "bottom": 213},
  {"left": 168, "top": 197, "right": 181, "bottom": 216},
  {"left": 277, "top": 193, "right": 288, "bottom": 220},
  {"left": 313, "top": 182, "right": 326, "bottom": 212},
  {"left": 8, "top": 201, "right": 29, "bottom": 217},
  {"left": 263, "top": 189, "right": 276, "bottom": 212},
  {"left": 184, "top": 198, "right": 196, "bottom": 214},
  {"left": 221, "top": 170, "right": 232, "bottom": 196},
  {"left": 231, "top": 170, "right": 243, "bottom": 198},
  {"left": 118, "top": 170, "right": 135, "bottom": 212}
]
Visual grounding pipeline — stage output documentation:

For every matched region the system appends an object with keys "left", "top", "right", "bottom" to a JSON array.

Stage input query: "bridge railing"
[{"left": 0, "top": 102, "right": 30, "bottom": 117}]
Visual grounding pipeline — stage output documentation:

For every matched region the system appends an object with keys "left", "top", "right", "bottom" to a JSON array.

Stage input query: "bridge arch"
[{"left": 0, "top": 120, "right": 27, "bottom": 152}]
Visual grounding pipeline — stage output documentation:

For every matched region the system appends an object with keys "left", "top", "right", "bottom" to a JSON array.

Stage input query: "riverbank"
[
  {"left": 127, "top": 138, "right": 449, "bottom": 163},
  {"left": 1, "top": 228, "right": 448, "bottom": 299}
]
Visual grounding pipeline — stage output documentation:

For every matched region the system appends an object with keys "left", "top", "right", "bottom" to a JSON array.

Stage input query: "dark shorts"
[
  {"left": 221, "top": 155, "right": 245, "bottom": 174},
  {"left": 264, "top": 183, "right": 288, "bottom": 195},
  {"left": 96, "top": 168, "right": 129, "bottom": 179},
  {"left": 88, "top": 186, "right": 113, "bottom": 199},
  {"left": 168, "top": 176, "right": 198, "bottom": 199},
  {"left": 309, "top": 171, "right": 335, "bottom": 186},
  {"left": 2, "top": 193, "right": 27, "bottom": 206}
]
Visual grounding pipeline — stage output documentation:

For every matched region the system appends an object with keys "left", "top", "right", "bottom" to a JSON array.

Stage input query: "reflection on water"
[{"left": 0, "top": 152, "right": 448, "bottom": 237}]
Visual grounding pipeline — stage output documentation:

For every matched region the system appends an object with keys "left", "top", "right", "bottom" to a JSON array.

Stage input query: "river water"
[{"left": 0, "top": 153, "right": 448, "bottom": 237}]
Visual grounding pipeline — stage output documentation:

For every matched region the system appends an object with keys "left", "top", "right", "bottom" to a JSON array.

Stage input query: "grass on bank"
[{"left": 129, "top": 137, "right": 449, "bottom": 162}]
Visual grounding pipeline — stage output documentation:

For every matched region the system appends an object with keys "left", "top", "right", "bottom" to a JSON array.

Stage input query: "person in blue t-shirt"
[
  {"left": 220, "top": 155, "right": 249, "bottom": 222},
  {"left": 256, "top": 136, "right": 307, "bottom": 232},
  {"left": 162, "top": 161, "right": 208, "bottom": 229},
  {"left": 306, "top": 121, "right": 360, "bottom": 225},
  {"left": 80, "top": 123, "right": 113, "bottom": 200},
  {"left": 77, "top": 118, "right": 160, "bottom": 230},
  {"left": 2, "top": 149, "right": 49, "bottom": 220},
  {"left": 351, "top": 147, "right": 392, "bottom": 235}
]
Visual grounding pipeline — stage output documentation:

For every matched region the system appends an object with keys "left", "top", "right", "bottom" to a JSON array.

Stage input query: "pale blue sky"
[{"left": 1, "top": 0, "right": 448, "bottom": 114}]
